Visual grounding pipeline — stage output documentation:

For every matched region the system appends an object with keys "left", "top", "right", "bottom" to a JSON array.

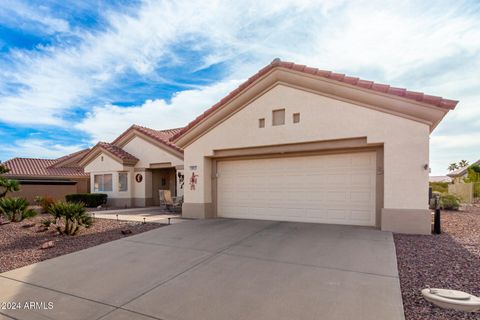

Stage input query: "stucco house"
[
  {"left": 3, "top": 149, "right": 90, "bottom": 203},
  {"left": 447, "top": 160, "right": 480, "bottom": 183},
  {"left": 4, "top": 59, "right": 457, "bottom": 234},
  {"left": 78, "top": 125, "right": 184, "bottom": 207},
  {"left": 171, "top": 59, "right": 457, "bottom": 234}
]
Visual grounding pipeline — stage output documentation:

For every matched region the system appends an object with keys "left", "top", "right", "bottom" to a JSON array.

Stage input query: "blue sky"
[{"left": 0, "top": 0, "right": 479, "bottom": 175}]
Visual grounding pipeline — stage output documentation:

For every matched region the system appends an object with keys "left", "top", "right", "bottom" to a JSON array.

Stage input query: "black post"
[{"left": 433, "top": 195, "right": 441, "bottom": 234}]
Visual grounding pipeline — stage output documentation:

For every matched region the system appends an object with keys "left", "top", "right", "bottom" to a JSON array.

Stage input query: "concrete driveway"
[{"left": 0, "top": 219, "right": 404, "bottom": 320}]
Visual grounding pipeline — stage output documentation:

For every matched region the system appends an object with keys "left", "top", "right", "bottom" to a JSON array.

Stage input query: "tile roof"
[
  {"left": 171, "top": 58, "right": 459, "bottom": 141},
  {"left": 113, "top": 125, "right": 184, "bottom": 153},
  {"left": 4, "top": 158, "right": 88, "bottom": 178},
  {"left": 49, "top": 148, "right": 90, "bottom": 168},
  {"left": 96, "top": 142, "right": 139, "bottom": 164}
]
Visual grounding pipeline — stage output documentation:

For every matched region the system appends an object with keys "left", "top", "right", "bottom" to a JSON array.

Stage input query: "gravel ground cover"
[
  {"left": 394, "top": 206, "right": 480, "bottom": 320},
  {"left": 0, "top": 214, "right": 163, "bottom": 273}
]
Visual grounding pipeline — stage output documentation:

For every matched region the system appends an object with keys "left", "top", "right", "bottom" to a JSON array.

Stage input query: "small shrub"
[
  {"left": 439, "top": 194, "right": 461, "bottom": 210},
  {"left": 0, "top": 162, "right": 20, "bottom": 198},
  {"left": 429, "top": 182, "right": 449, "bottom": 194},
  {"left": 0, "top": 197, "right": 37, "bottom": 222},
  {"left": 35, "top": 196, "right": 55, "bottom": 213},
  {"left": 65, "top": 193, "right": 107, "bottom": 207},
  {"left": 41, "top": 218, "right": 53, "bottom": 228},
  {"left": 48, "top": 201, "right": 92, "bottom": 235}
]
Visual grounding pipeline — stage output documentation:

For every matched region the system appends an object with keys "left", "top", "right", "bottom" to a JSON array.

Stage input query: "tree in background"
[
  {"left": 458, "top": 160, "right": 470, "bottom": 168},
  {"left": 0, "top": 162, "right": 20, "bottom": 198},
  {"left": 464, "top": 163, "right": 480, "bottom": 183},
  {"left": 448, "top": 163, "right": 459, "bottom": 172}
]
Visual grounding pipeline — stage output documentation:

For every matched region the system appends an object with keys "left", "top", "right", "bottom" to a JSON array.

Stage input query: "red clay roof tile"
[
  {"left": 357, "top": 80, "right": 374, "bottom": 89},
  {"left": 4, "top": 158, "right": 88, "bottom": 178},
  {"left": 96, "top": 142, "right": 139, "bottom": 163},
  {"left": 49, "top": 148, "right": 90, "bottom": 168},
  {"left": 371, "top": 83, "right": 390, "bottom": 93}
]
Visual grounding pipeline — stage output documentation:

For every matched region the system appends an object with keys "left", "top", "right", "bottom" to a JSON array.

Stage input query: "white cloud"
[
  {"left": 2, "top": 0, "right": 478, "bottom": 125},
  {"left": 0, "top": 0, "right": 70, "bottom": 35},
  {"left": 431, "top": 133, "right": 480, "bottom": 150},
  {"left": 1, "top": 139, "right": 85, "bottom": 160},
  {"left": 76, "top": 79, "right": 242, "bottom": 142}
]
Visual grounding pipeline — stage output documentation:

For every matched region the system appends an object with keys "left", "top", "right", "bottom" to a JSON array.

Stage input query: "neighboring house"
[
  {"left": 447, "top": 160, "right": 480, "bottom": 183},
  {"left": 78, "top": 125, "right": 184, "bottom": 207},
  {"left": 429, "top": 176, "right": 452, "bottom": 183},
  {"left": 172, "top": 59, "right": 457, "bottom": 235},
  {"left": 3, "top": 149, "right": 90, "bottom": 203}
]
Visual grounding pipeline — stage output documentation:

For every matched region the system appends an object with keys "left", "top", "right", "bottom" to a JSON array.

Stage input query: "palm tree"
[
  {"left": 0, "top": 162, "right": 20, "bottom": 198},
  {"left": 458, "top": 160, "right": 469, "bottom": 168},
  {"left": 448, "top": 163, "right": 459, "bottom": 172}
]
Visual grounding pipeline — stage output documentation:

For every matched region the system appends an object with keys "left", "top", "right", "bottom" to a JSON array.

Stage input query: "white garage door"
[{"left": 217, "top": 152, "right": 376, "bottom": 226}]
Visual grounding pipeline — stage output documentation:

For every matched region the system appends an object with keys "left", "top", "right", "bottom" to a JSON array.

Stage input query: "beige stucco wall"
[
  {"left": 83, "top": 138, "right": 184, "bottom": 207},
  {"left": 84, "top": 153, "right": 125, "bottom": 172},
  {"left": 9, "top": 178, "right": 89, "bottom": 203},
  {"left": 183, "top": 84, "right": 430, "bottom": 222},
  {"left": 122, "top": 136, "right": 183, "bottom": 168},
  {"left": 84, "top": 152, "right": 134, "bottom": 205}
]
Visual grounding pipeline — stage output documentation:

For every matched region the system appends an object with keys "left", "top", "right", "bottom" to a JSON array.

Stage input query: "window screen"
[
  {"left": 94, "top": 174, "right": 113, "bottom": 192},
  {"left": 118, "top": 172, "right": 128, "bottom": 192}
]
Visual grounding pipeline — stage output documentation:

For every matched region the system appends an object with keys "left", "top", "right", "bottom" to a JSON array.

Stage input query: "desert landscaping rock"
[
  {"left": 0, "top": 215, "right": 163, "bottom": 273},
  {"left": 40, "top": 241, "right": 55, "bottom": 249},
  {"left": 395, "top": 207, "right": 480, "bottom": 320}
]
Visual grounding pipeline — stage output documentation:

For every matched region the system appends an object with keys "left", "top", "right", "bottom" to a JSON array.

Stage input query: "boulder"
[{"left": 40, "top": 241, "right": 55, "bottom": 249}]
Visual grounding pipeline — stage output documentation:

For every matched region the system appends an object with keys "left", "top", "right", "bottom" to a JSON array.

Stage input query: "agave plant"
[
  {"left": 47, "top": 201, "right": 92, "bottom": 235},
  {"left": 0, "top": 197, "right": 37, "bottom": 222}
]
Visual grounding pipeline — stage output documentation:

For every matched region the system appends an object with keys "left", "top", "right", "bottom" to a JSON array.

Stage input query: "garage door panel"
[
  {"left": 350, "top": 210, "right": 372, "bottom": 221},
  {"left": 351, "top": 153, "right": 374, "bottom": 165},
  {"left": 350, "top": 191, "right": 373, "bottom": 203},
  {"left": 217, "top": 152, "right": 376, "bottom": 226}
]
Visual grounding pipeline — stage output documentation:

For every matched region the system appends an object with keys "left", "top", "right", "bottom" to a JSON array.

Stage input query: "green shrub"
[
  {"left": 0, "top": 162, "right": 20, "bottom": 198},
  {"left": 464, "top": 164, "right": 480, "bottom": 183},
  {"left": 0, "top": 197, "right": 37, "bottom": 222},
  {"left": 65, "top": 193, "right": 107, "bottom": 207},
  {"left": 48, "top": 201, "right": 92, "bottom": 235},
  {"left": 429, "top": 182, "right": 449, "bottom": 194},
  {"left": 439, "top": 194, "right": 461, "bottom": 210}
]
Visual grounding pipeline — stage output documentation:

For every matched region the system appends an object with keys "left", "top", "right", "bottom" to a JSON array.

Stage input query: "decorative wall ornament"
[
  {"left": 135, "top": 173, "right": 143, "bottom": 183},
  {"left": 189, "top": 172, "right": 198, "bottom": 190}
]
